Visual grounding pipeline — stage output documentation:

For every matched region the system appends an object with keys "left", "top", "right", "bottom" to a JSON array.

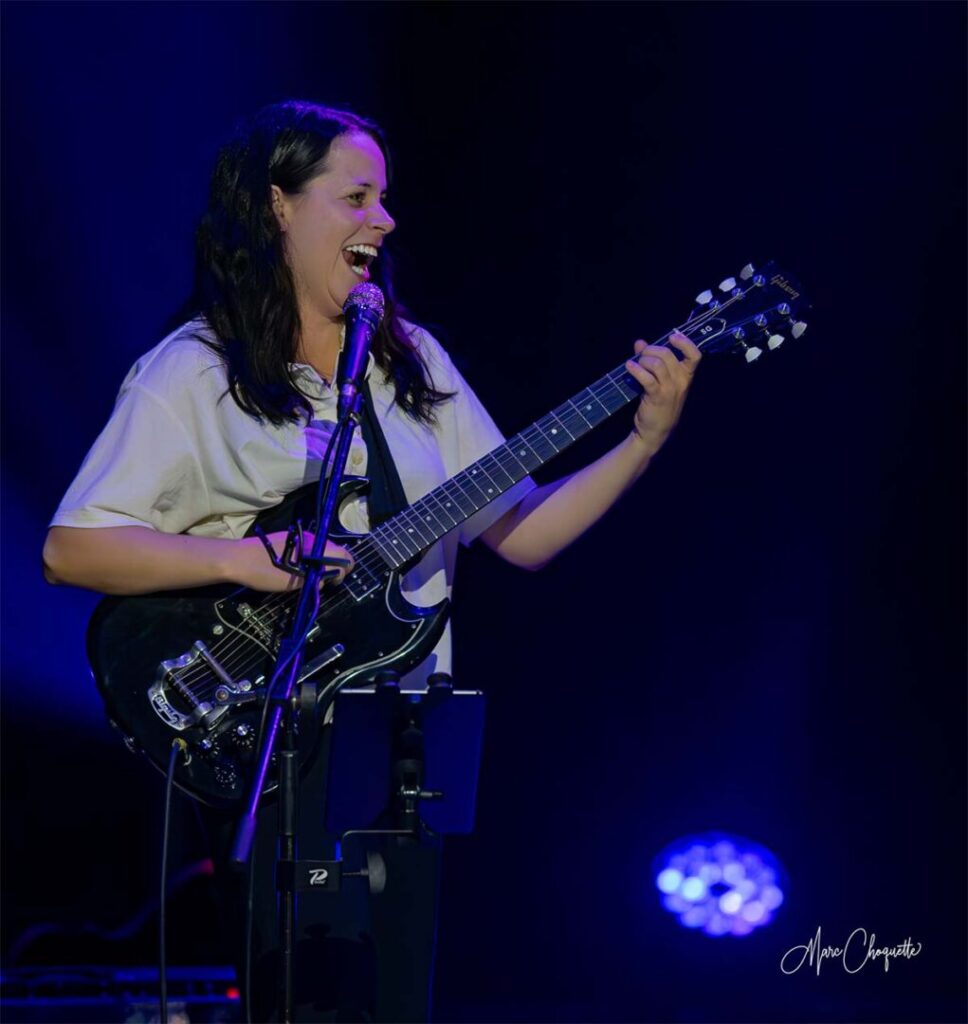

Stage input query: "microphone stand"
[{"left": 229, "top": 384, "right": 366, "bottom": 1023}]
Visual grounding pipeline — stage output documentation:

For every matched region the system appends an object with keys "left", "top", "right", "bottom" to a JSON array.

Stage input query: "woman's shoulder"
[
  {"left": 396, "top": 317, "right": 459, "bottom": 389},
  {"left": 119, "top": 317, "right": 227, "bottom": 402}
]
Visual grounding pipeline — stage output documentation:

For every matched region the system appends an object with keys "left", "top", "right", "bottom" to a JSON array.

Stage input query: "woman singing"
[{"left": 43, "top": 100, "right": 700, "bottom": 1022}]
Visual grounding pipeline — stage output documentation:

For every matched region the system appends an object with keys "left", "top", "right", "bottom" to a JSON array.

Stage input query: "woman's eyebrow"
[{"left": 349, "top": 180, "right": 388, "bottom": 196}]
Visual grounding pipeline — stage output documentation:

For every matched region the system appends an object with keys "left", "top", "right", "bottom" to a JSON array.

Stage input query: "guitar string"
[
  {"left": 172, "top": 292, "right": 751, "bottom": 698},
  {"left": 173, "top": 288, "right": 756, "bottom": 698}
]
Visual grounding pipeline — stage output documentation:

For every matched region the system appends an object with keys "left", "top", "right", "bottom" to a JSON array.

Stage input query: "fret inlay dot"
[
  {"left": 487, "top": 488, "right": 493, "bottom": 493},
  {"left": 408, "top": 528, "right": 414, "bottom": 533},
  {"left": 551, "top": 428, "right": 558, "bottom": 434},
  {"left": 585, "top": 404, "right": 592, "bottom": 411}
]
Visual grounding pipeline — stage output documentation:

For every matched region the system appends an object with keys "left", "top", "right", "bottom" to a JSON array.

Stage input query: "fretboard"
[{"left": 368, "top": 361, "right": 641, "bottom": 568}]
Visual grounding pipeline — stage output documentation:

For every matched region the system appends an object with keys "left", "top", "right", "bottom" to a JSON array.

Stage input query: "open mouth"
[{"left": 342, "top": 244, "right": 378, "bottom": 280}]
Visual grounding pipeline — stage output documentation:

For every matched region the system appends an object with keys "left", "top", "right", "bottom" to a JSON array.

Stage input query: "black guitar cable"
[{"left": 160, "top": 737, "right": 187, "bottom": 1023}]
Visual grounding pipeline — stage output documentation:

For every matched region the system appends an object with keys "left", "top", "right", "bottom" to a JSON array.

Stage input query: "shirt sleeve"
[
  {"left": 50, "top": 380, "right": 211, "bottom": 534},
  {"left": 415, "top": 328, "right": 537, "bottom": 547}
]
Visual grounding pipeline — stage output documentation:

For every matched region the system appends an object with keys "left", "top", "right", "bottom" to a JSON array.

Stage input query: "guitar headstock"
[{"left": 678, "top": 261, "right": 810, "bottom": 363}]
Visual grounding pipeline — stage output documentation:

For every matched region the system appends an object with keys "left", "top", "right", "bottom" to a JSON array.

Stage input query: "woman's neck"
[{"left": 294, "top": 307, "right": 344, "bottom": 382}]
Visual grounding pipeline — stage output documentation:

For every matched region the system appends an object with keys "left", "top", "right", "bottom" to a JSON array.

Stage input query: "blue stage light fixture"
[{"left": 653, "top": 832, "right": 785, "bottom": 937}]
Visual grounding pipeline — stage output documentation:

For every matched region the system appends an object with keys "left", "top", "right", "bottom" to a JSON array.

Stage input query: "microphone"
[{"left": 338, "top": 282, "right": 385, "bottom": 417}]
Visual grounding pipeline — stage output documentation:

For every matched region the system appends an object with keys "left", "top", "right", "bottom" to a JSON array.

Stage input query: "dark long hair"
[{"left": 174, "top": 100, "right": 452, "bottom": 426}]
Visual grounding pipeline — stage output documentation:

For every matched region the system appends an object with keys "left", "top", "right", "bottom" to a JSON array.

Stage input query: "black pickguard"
[{"left": 87, "top": 479, "right": 448, "bottom": 807}]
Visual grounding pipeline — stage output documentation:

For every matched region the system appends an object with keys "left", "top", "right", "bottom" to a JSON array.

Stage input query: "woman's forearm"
[
  {"left": 42, "top": 526, "right": 239, "bottom": 595},
  {"left": 482, "top": 432, "right": 658, "bottom": 569}
]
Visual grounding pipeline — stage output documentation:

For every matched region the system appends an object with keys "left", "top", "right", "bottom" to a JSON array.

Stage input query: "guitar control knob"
[
  {"left": 212, "top": 760, "right": 240, "bottom": 789},
  {"left": 198, "top": 737, "right": 221, "bottom": 760},
  {"left": 233, "top": 722, "right": 255, "bottom": 753}
]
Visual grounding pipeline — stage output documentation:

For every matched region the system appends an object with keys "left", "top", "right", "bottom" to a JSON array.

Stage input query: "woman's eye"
[{"left": 348, "top": 192, "right": 366, "bottom": 204}]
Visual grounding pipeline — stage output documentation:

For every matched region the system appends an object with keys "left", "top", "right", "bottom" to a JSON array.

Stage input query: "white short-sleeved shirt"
[{"left": 52, "top": 318, "right": 536, "bottom": 685}]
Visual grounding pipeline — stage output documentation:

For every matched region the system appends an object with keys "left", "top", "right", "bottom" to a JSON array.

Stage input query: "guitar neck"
[{"left": 369, "top": 360, "right": 641, "bottom": 568}]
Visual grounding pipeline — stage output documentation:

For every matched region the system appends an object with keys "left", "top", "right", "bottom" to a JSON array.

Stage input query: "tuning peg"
[
  {"left": 767, "top": 334, "right": 785, "bottom": 350},
  {"left": 695, "top": 289, "right": 713, "bottom": 305},
  {"left": 719, "top": 277, "right": 737, "bottom": 292},
  {"left": 744, "top": 344, "right": 763, "bottom": 363},
  {"left": 790, "top": 320, "right": 807, "bottom": 339},
  {"left": 754, "top": 313, "right": 768, "bottom": 327},
  {"left": 777, "top": 302, "right": 791, "bottom": 316},
  {"left": 740, "top": 264, "right": 755, "bottom": 280}
]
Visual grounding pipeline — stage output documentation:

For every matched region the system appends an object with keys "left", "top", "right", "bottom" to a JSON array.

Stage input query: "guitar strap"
[{"left": 358, "top": 379, "right": 408, "bottom": 527}]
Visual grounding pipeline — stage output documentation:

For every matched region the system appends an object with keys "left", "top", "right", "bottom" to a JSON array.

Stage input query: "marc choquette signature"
[{"left": 781, "top": 926, "right": 922, "bottom": 975}]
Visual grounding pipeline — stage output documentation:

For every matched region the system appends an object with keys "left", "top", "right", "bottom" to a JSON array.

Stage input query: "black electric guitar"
[{"left": 88, "top": 262, "right": 809, "bottom": 806}]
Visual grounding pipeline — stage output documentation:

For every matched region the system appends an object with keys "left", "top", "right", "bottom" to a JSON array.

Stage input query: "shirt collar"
[{"left": 289, "top": 323, "right": 375, "bottom": 388}]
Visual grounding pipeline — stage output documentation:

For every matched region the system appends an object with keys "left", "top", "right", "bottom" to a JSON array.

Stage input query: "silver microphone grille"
[{"left": 343, "top": 282, "right": 385, "bottom": 319}]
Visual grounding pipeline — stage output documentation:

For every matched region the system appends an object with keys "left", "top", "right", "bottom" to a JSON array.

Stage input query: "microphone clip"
[{"left": 253, "top": 522, "right": 350, "bottom": 580}]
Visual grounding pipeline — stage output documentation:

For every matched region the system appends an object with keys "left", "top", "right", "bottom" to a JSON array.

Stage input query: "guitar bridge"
[{"left": 149, "top": 640, "right": 254, "bottom": 732}]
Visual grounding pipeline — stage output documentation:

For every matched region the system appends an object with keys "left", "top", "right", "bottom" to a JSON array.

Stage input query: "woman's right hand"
[{"left": 231, "top": 531, "right": 354, "bottom": 592}]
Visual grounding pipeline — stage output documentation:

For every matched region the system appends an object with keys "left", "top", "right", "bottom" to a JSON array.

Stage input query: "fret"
[
  {"left": 373, "top": 518, "right": 421, "bottom": 565},
  {"left": 470, "top": 463, "right": 502, "bottom": 500},
  {"left": 421, "top": 488, "right": 461, "bottom": 531},
  {"left": 442, "top": 476, "right": 481, "bottom": 517},
  {"left": 461, "top": 466, "right": 493, "bottom": 503},
  {"left": 531, "top": 416, "right": 566, "bottom": 453},
  {"left": 557, "top": 400, "right": 591, "bottom": 434},
  {"left": 521, "top": 424, "right": 557, "bottom": 462},
  {"left": 480, "top": 451, "right": 518, "bottom": 488},
  {"left": 543, "top": 409, "right": 576, "bottom": 443},
  {"left": 566, "top": 398, "right": 592, "bottom": 429},
  {"left": 368, "top": 529, "right": 399, "bottom": 567},
  {"left": 594, "top": 378, "right": 628, "bottom": 413},
  {"left": 586, "top": 386, "right": 612, "bottom": 417},
  {"left": 398, "top": 504, "right": 436, "bottom": 548},
  {"left": 508, "top": 434, "right": 543, "bottom": 473}
]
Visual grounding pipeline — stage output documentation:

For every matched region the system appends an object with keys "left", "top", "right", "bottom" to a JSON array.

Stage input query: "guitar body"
[{"left": 87, "top": 479, "right": 449, "bottom": 808}]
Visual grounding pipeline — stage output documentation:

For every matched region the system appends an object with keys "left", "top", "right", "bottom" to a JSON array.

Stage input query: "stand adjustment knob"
[
  {"left": 374, "top": 669, "right": 400, "bottom": 690},
  {"left": 427, "top": 672, "right": 454, "bottom": 691}
]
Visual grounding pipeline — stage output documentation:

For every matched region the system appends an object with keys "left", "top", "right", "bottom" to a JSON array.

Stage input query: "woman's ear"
[{"left": 270, "top": 185, "right": 288, "bottom": 231}]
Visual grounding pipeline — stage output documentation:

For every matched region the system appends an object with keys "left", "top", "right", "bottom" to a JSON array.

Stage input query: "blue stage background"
[{"left": 2, "top": 3, "right": 965, "bottom": 1021}]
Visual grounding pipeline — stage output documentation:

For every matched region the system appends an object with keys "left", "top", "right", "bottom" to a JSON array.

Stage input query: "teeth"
[
  {"left": 349, "top": 264, "right": 368, "bottom": 277},
  {"left": 344, "top": 244, "right": 378, "bottom": 258}
]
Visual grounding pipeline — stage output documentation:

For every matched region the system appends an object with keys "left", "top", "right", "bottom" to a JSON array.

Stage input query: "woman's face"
[{"left": 272, "top": 130, "right": 395, "bottom": 319}]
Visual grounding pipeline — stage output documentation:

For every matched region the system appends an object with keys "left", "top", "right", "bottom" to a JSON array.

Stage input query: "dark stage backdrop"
[{"left": 2, "top": 2, "right": 965, "bottom": 1022}]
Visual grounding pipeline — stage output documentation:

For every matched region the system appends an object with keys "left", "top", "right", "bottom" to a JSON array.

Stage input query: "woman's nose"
[{"left": 370, "top": 202, "right": 395, "bottom": 235}]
